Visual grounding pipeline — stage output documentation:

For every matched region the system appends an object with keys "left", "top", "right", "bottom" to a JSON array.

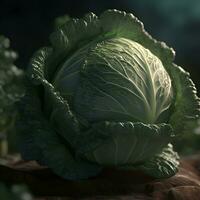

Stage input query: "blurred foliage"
[
  {"left": 0, "top": 183, "right": 32, "bottom": 200},
  {"left": 0, "top": 35, "right": 25, "bottom": 154},
  {"left": 174, "top": 120, "right": 200, "bottom": 155}
]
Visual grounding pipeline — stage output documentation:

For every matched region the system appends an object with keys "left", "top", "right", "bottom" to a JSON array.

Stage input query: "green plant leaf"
[
  {"left": 17, "top": 82, "right": 102, "bottom": 180},
  {"left": 0, "top": 35, "right": 24, "bottom": 132},
  {"left": 136, "top": 143, "right": 179, "bottom": 178},
  {"left": 73, "top": 37, "right": 173, "bottom": 124},
  {"left": 17, "top": 81, "right": 44, "bottom": 162},
  {"left": 83, "top": 121, "right": 174, "bottom": 166},
  {"left": 167, "top": 64, "right": 200, "bottom": 135}
]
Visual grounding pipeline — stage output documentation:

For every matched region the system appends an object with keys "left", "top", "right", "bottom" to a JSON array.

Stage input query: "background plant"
[{"left": 0, "top": 35, "right": 24, "bottom": 154}]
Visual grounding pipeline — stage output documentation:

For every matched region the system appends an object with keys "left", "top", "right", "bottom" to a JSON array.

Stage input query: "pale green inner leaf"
[{"left": 73, "top": 37, "right": 172, "bottom": 123}]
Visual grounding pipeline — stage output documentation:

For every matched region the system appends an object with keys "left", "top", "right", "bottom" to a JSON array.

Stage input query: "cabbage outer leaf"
[
  {"left": 119, "top": 144, "right": 179, "bottom": 178},
  {"left": 136, "top": 144, "right": 179, "bottom": 178},
  {"left": 83, "top": 122, "right": 174, "bottom": 166},
  {"left": 17, "top": 82, "right": 102, "bottom": 180}
]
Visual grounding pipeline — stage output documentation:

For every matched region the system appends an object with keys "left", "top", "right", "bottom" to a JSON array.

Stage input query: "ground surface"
[{"left": 0, "top": 155, "right": 200, "bottom": 200}]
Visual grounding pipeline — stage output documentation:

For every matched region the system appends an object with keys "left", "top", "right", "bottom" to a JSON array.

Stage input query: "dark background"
[{"left": 0, "top": 0, "right": 199, "bottom": 92}]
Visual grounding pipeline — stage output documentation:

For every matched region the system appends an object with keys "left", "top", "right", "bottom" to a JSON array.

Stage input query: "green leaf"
[
  {"left": 28, "top": 44, "right": 109, "bottom": 157},
  {"left": 17, "top": 82, "right": 102, "bottom": 180},
  {"left": 48, "top": 12, "right": 101, "bottom": 80},
  {"left": 27, "top": 47, "right": 52, "bottom": 84},
  {"left": 16, "top": 82, "right": 44, "bottom": 162},
  {"left": 36, "top": 122, "right": 102, "bottom": 180},
  {"left": 0, "top": 35, "right": 24, "bottom": 132},
  {"left": 99, "top": 9, "right": 175, "bottom": 67},
  {"left": 28, "top": 47, "right": 82, "bottom": 148},
  {"left": 50, "top": 108, "right": 109, "bottom": 154},
  {"left": 167, "top": 64, "right": 200, "bottom": 134},
  {"left": 83, "top": 122, "right": 174, "bottom": 166},
  {"left": 99, "top": 10, "right": 200, "bottom": 133},
  {"left": 136, "top": 143, "right": 179, "bottom": 178},
  {"left": 74, "top": 37, "right": 173, "bottom": 124},
  {"left": 52, "top": 38, "right": 91, "bottom": 105}
]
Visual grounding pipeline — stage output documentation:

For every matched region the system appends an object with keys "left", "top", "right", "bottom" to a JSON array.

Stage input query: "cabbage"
[{"left": 17, "top": 10, "right": 200, "bottom": 180}]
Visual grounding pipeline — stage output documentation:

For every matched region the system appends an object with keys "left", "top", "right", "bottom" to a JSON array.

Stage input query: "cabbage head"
[{"left": 17, "top": 10, "right": 200, "bottom": 180}]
